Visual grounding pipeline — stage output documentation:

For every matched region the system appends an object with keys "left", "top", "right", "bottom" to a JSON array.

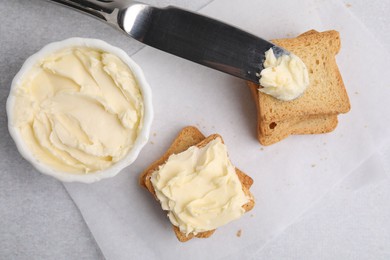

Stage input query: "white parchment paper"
[{"left": 64, "top": 0, "right": 390, "bottom": 259}]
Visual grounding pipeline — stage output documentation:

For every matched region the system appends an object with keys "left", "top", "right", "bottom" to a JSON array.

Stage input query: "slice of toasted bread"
[
  {"left": 248, "top": 80, "right": 338, "bottom": 145},
  {"left": 258, "top": 115, "right": 338, "bottom": 146},
  {"left": 258, "top": 30, "right": 350, "bottom": 123},
  {"left": 259, "top": 115, "right": 338, "bottom": 137},
  {"left": 139, "top": 126, "right": 255, "bottom": 242},
  {"left": 248, "top": 30, "right": 350, "bottom": 145}
]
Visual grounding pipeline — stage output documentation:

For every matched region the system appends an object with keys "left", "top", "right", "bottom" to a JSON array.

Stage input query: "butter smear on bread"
[
  {"left": 259, "top": 48, "right": 309, "bottom": 101},
  {"left": 150, "top": 137, "right": 249, "bottom": 236},
  {"left": 12, "top": 47, "right": 144, "bottom": 174}
]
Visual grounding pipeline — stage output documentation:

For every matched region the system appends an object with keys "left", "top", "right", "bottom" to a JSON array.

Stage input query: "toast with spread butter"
[
  {"left": 139, "top": 126, "right": 255, "bottom": 242},
  {"left": 248, "top": 30, "right": 350, "bottom": 145}
]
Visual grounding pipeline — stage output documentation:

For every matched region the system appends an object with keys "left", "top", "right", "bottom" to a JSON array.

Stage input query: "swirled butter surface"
[
  {"left": 150, "top": 138, "right": 249, "bottom": 235},
  {"left": 12, "top": 47, "right": 143, "bottom": 174},
  {"left": 259, "top": 48, "right": 309, "bottom": 101}
]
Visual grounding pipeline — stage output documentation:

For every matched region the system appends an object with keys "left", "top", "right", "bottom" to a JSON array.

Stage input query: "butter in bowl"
[{"left": 6, "top": 38, "right": 153, "bottom": 183}]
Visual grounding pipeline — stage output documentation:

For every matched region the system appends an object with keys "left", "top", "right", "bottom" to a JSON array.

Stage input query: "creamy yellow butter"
[
  {"left": 259, "top": 48, "right": 309, "bottom": 101},
  {"left": 150, "top": 138, "right": 249, "bottom": 236},
  {"left": 12, "top": 47, "right": 143, "bottom": 174}
]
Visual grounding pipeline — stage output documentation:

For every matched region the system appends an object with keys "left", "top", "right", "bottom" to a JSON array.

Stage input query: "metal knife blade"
[{"left": 47, "top": 0, "right": 288, "bottom": 84}]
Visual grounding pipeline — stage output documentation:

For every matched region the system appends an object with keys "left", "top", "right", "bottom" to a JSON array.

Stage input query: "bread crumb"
[
  {"left": 260, "top": 147, "right": 264, "bottom": 151},
  {"left": 345, "top": 3, "right": 352, "bottom": 8},
  {"left": 311, "top": 164, "right": 316, "bottom": 168},
  {"left": 236, "top": 230, "right": 242, "bottom": 237},
  {"left": 150, "top": 141, "right": 155, "bottom": 145},
  {"left": 153, "top": 132, "right": 157, "bottom": 137}
]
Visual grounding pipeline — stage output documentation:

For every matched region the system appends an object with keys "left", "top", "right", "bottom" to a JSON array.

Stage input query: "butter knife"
[{"left": 46, "top": 0, "right": 289, "bottom": 84}]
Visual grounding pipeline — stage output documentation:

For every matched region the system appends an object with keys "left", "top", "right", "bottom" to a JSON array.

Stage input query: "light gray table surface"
[{"left": 0, "top": 0, "right": 389, "bottom": 259}]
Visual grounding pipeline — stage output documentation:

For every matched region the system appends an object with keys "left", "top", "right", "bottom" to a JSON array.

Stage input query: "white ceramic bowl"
[{"left": 6, "top": 38, "right": 153, "bottom": 183}]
